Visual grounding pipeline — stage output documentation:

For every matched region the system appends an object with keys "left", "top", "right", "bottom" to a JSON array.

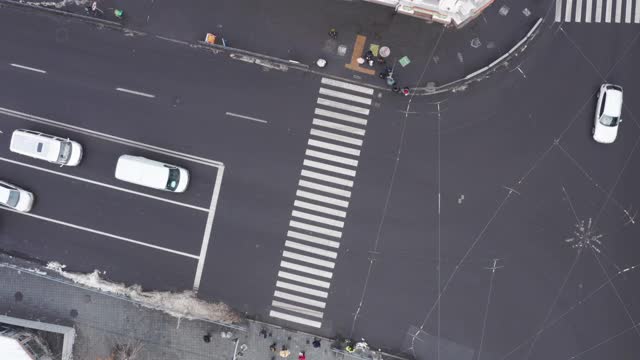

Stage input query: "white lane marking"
[
  {"left": 635, "top": 0, "right": 640, "bottom": 22},
  {"left": 565, "top": 0, "right": 574, "bottom": 21},
  {"left": 0, "top": 106, "right": 221, "bottom": 167},
  {"left": 625, "top": 0, "right": 632, "bottom": 22},
  {"left": 278, "top": 270, "right": 331, "bottom": 288},
  {"left": 301, "top": 169, "right": 354, "bottom": 187},
  {"left": 575, "top": 0, "right": 583, "bottom": 21},
  {"left": 280, "top": 260, "right": 333, "bottom": 278},
  {"left": 298, "top": 180, "right": 351, "bottom": 198},
  {"left": 0, "top": 207, "right": 198, "bottom": 259},
  {"left": 10, "top": 63, "right": 47, "bottom": 74},
  {"left": 615, "top": 0, "right": 622, "bottom": 21},
  {"left": 276, "top": 280, "right": 328, "bottom": 297},
  {"left": 586, "top": 0, "right": 593, "bottom": 22},
  {"left": 303, "top": 159, "right": 356, "bottom": 177},
  {"left": 192, "top": 165, "right": 225, "bottom": 292},
  {"left": 270, "top": 310, "right": 322, "bottom": 328},
  {"left": 321, "top": 77, "right": 374, "bottom": 95},
  {"left": 291, "top": 210, "right": 344, "bottom": 228},
  {"left": 605, "top": 0, "right": 612, "bottom": 22},
  {"left": 308, "top": 139, "right": 360, "bottom": 156},
  {"left": 273, "top": 291, "right": 326, "bottom": 308},
  {"left": 556, "top": 0, "right": 563, "bottom": 21},
  {"left": 312, "top": 119, "right": 365, "bottom": 136},
  {"left": 318, "top": 88, "right": 372, "bottom": 105},
  {"left": 305, "top": 149, "right": 358, "bottom": 167},
  {"left": 0, "top": 156, "right": 207, "bottom": 212},
  {"left": 296, "top": 190, "right": 349, "bottom": 208},
  {"left": 314, "top": 108, "right": 368, "bottom": 126},
  {"left": 225, "top": 112, "right": 268, "bottom": 124},
  {"left": 310, "top": 129, "right": 363, "bottom": 146},
  {"left": 287, "top": 230, "right": 340, "bottom": 249},
  {"left": 285, "top": 240, "right": 338, "bottom": 259},
  {"left": 272, "top": 300, "right": 324, "bottom": 318},
  {"left": 116, "top": 87, "right": 156, "bottom": 98},
  {"left": 317, "top": 98, "right": 370, "bottom": 115},
  {"left": 289, "top": 220, "right": 342, "bottom": 238},
  {"left": 294, "top": 200, "right": 346, "bottom": 218},
  {"left": 596, "top": 0, "right": 603, "bottom": 21}
]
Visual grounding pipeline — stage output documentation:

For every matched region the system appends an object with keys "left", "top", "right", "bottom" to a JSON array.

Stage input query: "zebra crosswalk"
[
  {"left": 555, "top": 0, "right": 640, "bottom": 23},
  {"left": 268, "top": 77, "right": 374, "bottom": 329}
]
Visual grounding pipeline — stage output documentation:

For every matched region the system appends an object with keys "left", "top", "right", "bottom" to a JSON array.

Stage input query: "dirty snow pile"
[
  {"left": 22, "top": 0, "right": 90, "bottom": 9},
  {"left": 46, "top": 262, "right": 241, "bottom": 324}
]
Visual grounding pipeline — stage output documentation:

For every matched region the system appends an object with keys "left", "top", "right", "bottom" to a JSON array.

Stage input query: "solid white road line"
[
  {"left": 282, "top": 251, "right": 335, "bottom": 269},
  {"left": 276, "top": 280, "right": 328, "bottom": 298},
  {"left": 116, "top": 87, "right": 156, "bottom": 98},
  {"left": 298, "top": 180, "right": 351, "bottom": 198},
  {"left": 308, "top": 139, "right": 360, "bottom": 156},
  {"left": 615, "top": 0, "right": 622, "bottom": 22},
  {"left": 596, "top": 0, "right": 603, "bottom": 21},
  {"left": 285, "top": 240, "right": 338, "bottom": 259},
  {"left": 321, "top": 77, "right": 374, "bottom": 95},
  {"left": 310, "top": 129, "right": 363, "bottom": 146},
  {"left": 625, "top": 0, "right": 632, "bottom": 22},
  {"left": 312, "top": 119, "right": 365, "bottom": 136},
  {"left": 575, "top": 0, "right": 583, "bottom": 21},
  {"left": 192, "top": 165, "right": 225, "bottom": 292},
  {"left": 300, "top": 169, "right": 354, "bottom": 187},
  {"left": 287, "top": 230, "right": 340, "bottom": 249},
  {"left": 605, "top": 0, "right": 612, "bottom": 22},
  {"left": 10, "top": 63, "right": 47, "bottom": 74},
  {"left": 278, "top": 270, "right": 331, "bottom": 288},
  {"left": 296, "top": 190, "right": 349, "bottom": 208},
  {"left": 317, "top": 98, "right": 370, "bottom": 115},
  {"left": 303, "top": 159, "right": 356, "bottom": 177},
  {"left": 225, "top": 112, "right": 268, "bottom": 124},
  {"left": 0, "top": 106, "right": 221, "bottom": 167},
  {"left": 314, "top": 108, "right": 368, "bottom": 126},
  {"left": 305, "top": 149, "right": 358, "bottom": 167},
  {"left": 0, "top": 156, "right": 208, "bottom": 212},
  {"left": 280, "top": 260, "right": 333, "bottom": 278},
  {"left": 586, "top": 0, "right": 593, "bottom": 22},
  {"left": 289, "top": 220, "right": 342, "bottom": 238},
  {"left": 319, "top": 88, "right": 372, "bottom": 105},
  {"left": 556, "top": 0, "right": 563, "bottom": 21},
  {"left": 565, "top": 0, "right": 573, "bottom": 21},
  {"left": 636, "top": 0, "right": 640, "bottom": 22},
  {"left": 0, "top": 207, "right": 199, "bottom": 259},
  {"left": 292, "top": 210, "right": 344, "bottom": 228},
  {"left": 273, "top": 291, "right": 326, "bottom": 308},
  {"left": 270, "top": 310, "right": 322, "bottom": 328},
  {"left": 272, "top": 300, "right": 324, "bottom": 318},
  {"left": 294, "top": 200, "right": 346, "bottom": 218}
]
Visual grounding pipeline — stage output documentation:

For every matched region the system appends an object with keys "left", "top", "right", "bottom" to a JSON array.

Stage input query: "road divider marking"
[
  {"left": 305, "top": 149, "right": 358, "bottom": 167},
  {"left": 280, "top": 260, "right": 333, "bottom": 278},
  {"left": 287, "top": 230, "right": 340, "bottom": 249},
  {"left": 291, "top": 210, "right": 344, "bottom": 228},
  {"left": 294, "top": 199, "right": 346, "bottom": 218},
  {"left": 310, "top": 129, "right": 363, "bottom": 146},
  {"left": 116, "top": 87, "right": 156, "bottom": 98},
  {"left": 318, "top": 88, "right": 372, "bottom": 105},
  {"left": 314, "top": 108, "right": 368, "bottom": 126},
  {"left": 0, "top": 156, "right": 208, "bottom": 212},
  {"left": 320, "top": 78, "right": 374, "bottom": 95},
  {"left": 296, "top": 190, "right": 349, "bottom": 208},
  {"left": 269, "top": 310, "right": 322, "bottom": 328},
  {"left": 10, "top": 63, "right": 47, "bottom": 74},
  {"left": 225, "top": 112, "right": 268, "bottom": 124},
  {"left": 312, "top": 119, "right": 365, "bottom": 136},
  {"left": 298, "top": 180, "right": 351, "bottom": 198},
  {"left": 289, "top": 220, "right": 342, "bottom": 238},
  {"left": 284, "top": 240, "right": 338, "bottom": 259},
  {"left": 272, "top": 300, "right": 324, "bottom": 318},
  {"left": 307, "top": 139, "right": 360, "bottom": 157},
  {"left": 276, "top": 280, "right": 329, "bottom": 298},
  {"left": 303, "top": 159, "right": 356, "bottom": 177},
  {"left": 0, "top": 207, "right": 199, "bottom": 259},
  {"left": 278, "top": 271, "right": 331, "bottom": 288},
  {"left": 273, "top": 291, "right": 326, "bottom": 308},
  {"left": 317, "top": 98, "right": 370, "bottom": 115}
]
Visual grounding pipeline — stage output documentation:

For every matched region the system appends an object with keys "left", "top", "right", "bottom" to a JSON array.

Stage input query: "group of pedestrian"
[{"left": 269, "top": 344, "right": 307, "bottom": 359}]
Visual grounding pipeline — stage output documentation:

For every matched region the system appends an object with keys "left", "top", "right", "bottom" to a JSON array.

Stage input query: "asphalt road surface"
[{"left": 1, "top": 3, "right": 639, "bottom": 360}]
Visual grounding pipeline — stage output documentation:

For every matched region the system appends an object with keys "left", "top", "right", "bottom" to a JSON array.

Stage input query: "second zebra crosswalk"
[{"left": 555, "top": 0, "right": 640, "bottom": 23}]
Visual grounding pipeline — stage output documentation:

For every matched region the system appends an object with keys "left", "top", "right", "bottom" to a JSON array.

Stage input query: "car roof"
[
  {"left": 0, "top": 185, "right": 12, "bottom": 204},
  {"left": 603, "top": 88, "right": 623, "bottom": 117},
  {"left": 11, "top": 131, "right": 62, "bottom": 162}
]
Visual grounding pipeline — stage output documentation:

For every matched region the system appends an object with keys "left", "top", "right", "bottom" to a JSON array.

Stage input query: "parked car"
[
  {"left": 115, "top": 155, "right": 190, "bottom": 193},
  {"left": 10, "top": 129, "right": 83, "bottom": 166},
  {"left": 593, "top": 84, "right": 623, "bottom": 144},
  {"left": 0, "top": 180, "right": 34, "bottom": 212}
]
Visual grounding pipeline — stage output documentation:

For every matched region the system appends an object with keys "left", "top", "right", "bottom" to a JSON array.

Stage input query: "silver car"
[
  {"left": 593, "top": 84, "right": 623, "bottom": 144},
  {"left": 0, "top": 180, "right": 34, "bottom": 212}
]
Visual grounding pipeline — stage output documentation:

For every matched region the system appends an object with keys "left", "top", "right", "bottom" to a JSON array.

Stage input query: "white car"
[
  {"left": 10, "top": 129, "right": 83, "bottom": 166},
  {"left": 0, "top": 180, "right": 34, "bottom": 212},
  {"left": 593, "top": 84, "right": 623, "bottom": 144}
]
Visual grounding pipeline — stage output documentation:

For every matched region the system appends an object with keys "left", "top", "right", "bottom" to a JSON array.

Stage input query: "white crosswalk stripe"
[
  {"left": 314, "top": 108, "right": 368, "bottom": 126},
  {"left": 288, "top": 230, "right": 341, "bottom": 249},
  {"left": 289, "top": 220, "right": 343, "bottom": 238},
  {"left": 270, "top": 310, "right": 322, "bottom": 328},
  {"left": 556, "top": 0, "right": 640, "bottom": 22},
  {"left": 300, "top": 169, "right": 354, "bottom": 187},
  {"left": 282, "top": 251, "right": 335, "bottom": 269},
  {"left": 320, "top": 77, "right": 374, "bottom": 95},
  {"left": 296, "top": 190, "right": 349, "bottom": 208},
  {"left": 303, "top": 159, "right": 356, "bottom": 177},
  {"left": 276, "top": 280, "right": 329, "bottom": 298},
  {"left": 278, "top": 271, "right": 331, "bottom": 288},
  {"left": 317, "top": 98, "right": 370, "bottom": 115},
  {"left": 273, "top": 291, "right": 326, "bottom": 308},
  {"left": 310, "top": 129, "right": 363, "bottom": 146},
  {"left": 308, "top": 139, "right": 360, "bottom": 156},
  {"left": 272, "top": 300, "right": 324, "bottom": 318},
  {"left": 319, "top": 88, "right": 372, "bottom": 105},
  {"left": 280, "top": 260, "right": 334, "bottom": 278},
  {"left": 312, "top": 119, "right": 366, "bottom": 136},
  {"left": 291, "top": 210, "right": 344, "bottom": 228},
  {"left": 294, "top": 200, "right": 347, "bottom": 218},
  {"left": 298, "top": 180, "right": 351, "bottom": 198},
  {"left": 284, "top": 240, "right": 338, "bottom": 259},
  {"left": 306, "top": 149, "right": 358, "bottom": 167}
]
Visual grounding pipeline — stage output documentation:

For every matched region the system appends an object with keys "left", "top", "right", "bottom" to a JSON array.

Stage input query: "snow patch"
[
  {"left": 46, "top": 262, "right": 241, "bottom": 324},
  {"left": 22, "top": 0, "right": 91, "bottom": 9}
]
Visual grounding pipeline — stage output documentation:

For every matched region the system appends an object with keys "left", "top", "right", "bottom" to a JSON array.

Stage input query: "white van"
[
  {"left": 10, "top": 129, "right": 83, "bottom": 166},
  {"left": 115, "top": 155, "right": 189, "bottom": 193}
]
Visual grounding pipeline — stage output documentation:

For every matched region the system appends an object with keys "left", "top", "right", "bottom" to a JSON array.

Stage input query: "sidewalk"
[
  {"left": 9, "top": 0, "right": 547, "bottom": 91},
  {"left": 0, "top": 255, "right": 403, "bottom": 360}
]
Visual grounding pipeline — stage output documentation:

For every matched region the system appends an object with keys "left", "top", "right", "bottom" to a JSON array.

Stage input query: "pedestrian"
[
  {"left": 270, "top": 343, "right": 277, "bottom": 352},
  {"left": 260, "top": 329, "right": 268, "bottom": 338},
  {"left": 402, "top": 87, "right": 410, "bottom": 96},
  {"left": 392, "top": 85, "right": 400, "bottom": 93},
  {"left": 279, "top": 348, "right": 291, "bottom": 358},
  {"left": 328, "top": 28, "right": 337, "bottom": 39},
  {"left": 312, "top": 338, "right": 321, "bottom": 348},
  {"left": 298, "top": 352, "right": 306, "bottom": 360},
  {"left": 203, "top": 333, "right": 211, "bottom": 343},
  {"left": 316, "top": 58, "right": 327, "bottom": 68}
]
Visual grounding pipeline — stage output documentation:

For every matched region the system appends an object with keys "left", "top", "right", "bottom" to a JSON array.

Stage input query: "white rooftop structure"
[
  {"left": 0, "top": 334, "right": 33, "bottom": 360},
  {"left": 363, "top": 0, "right": 495, "bottom": 27}
]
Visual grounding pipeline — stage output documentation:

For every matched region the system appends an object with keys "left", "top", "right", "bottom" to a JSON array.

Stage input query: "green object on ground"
[
  {"left": 369, "top": 44, "right": 379, "bottom": 57},
  {"left": 399, "top": 56, "right": 411, "bottom": 67},
  {"left": 114, "top": 9, "right": 123, "bottom": 17}
]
